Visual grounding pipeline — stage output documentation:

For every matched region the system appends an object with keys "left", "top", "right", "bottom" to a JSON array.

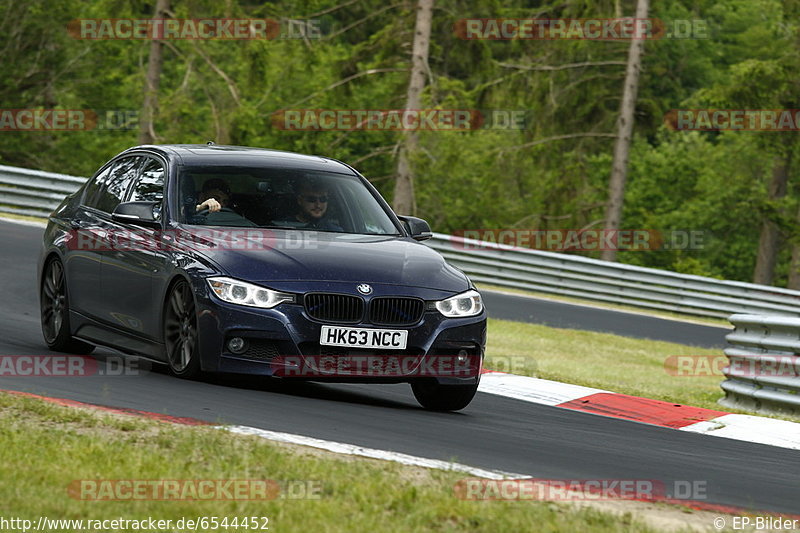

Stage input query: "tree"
[
  {"left": 392, "top": 0, "right": 433, "bottom": 215},
  {"left": 139, "top": 0, "right": 170, "bottom": 145},
  {"left": 788, "top": 201, "right": 800, "bottom": 289},
  {"left": 753, "top": 153, "right": 790, "bottom": 284},
  {"left": 601, "top": 0, "right": 649, "bottom": 262}
]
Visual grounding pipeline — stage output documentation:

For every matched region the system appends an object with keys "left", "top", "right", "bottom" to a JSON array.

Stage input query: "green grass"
[
  {"left": 484, "top": 318, "right": 731, "bottom": 411},
  {"left": 0, "top": 392, "right": 684, "bottom": 533}
]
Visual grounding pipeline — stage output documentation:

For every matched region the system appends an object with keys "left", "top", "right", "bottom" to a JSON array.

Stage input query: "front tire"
[
  {"left": 164, "top": 279, "right": 202, "bottom": 379},
  {"left": 411, "top": 380, "right": 479, "bottom": 411},
  {"left": 40, "top": 258, "right": 95, "bottom": 354}
]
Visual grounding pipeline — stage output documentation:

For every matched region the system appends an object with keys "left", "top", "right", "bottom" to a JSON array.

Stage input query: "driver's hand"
[{"left": 196, "top": 198, "right": 222, "bottom": 213}]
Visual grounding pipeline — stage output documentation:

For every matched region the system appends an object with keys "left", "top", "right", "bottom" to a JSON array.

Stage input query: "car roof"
[{"left": 120, "top": 144, "right": 357, "bottom": 174}]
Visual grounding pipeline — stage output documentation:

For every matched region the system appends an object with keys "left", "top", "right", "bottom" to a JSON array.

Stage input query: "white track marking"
[
  {"left": 478, "top": 371, "right": 608, "bottom": 406},
  {"left": 223, "top": 424, "right": 526, "bottom": 479},
  {"left": 679, "top": 414, "right": 800, "bottom": 451}
]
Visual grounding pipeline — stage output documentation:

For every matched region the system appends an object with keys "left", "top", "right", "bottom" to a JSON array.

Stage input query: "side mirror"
[
  {"left": 112, "top": 201, "right": 161, "bottom": 227},
  {"left": 397, "top": 215, "right": 432, "bottom": 241}
]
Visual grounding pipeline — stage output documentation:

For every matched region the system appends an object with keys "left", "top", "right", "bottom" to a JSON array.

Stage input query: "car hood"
[{"left": 179, "top": 228, "right": 470, "bottom": 293}]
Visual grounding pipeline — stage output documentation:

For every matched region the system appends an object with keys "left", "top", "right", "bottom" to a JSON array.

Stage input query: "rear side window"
[{"left": 87, "top": 157, "right": 142, "bottom": 213}]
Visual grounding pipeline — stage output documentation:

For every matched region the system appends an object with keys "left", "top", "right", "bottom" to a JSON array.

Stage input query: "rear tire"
[
  {"left": 411, "top": 380, "right": 479, "bottom": 411},
  {"left": 163, "top": 279, "right": 202, "bottom": 379},
  {"left": 40, "top": 258, "right": 95, "bottom": 354}
]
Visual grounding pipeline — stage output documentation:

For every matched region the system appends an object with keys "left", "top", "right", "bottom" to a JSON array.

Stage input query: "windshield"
[{"left": 177, "top": 166, "right": 400, "bottom": 235}]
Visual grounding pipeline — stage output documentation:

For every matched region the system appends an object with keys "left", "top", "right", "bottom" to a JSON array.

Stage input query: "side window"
[
  {"left": 82, "top": 164, "right": 114, "bottom": 208},
  {"left": 93, "top": 157, "right": 142, "bottom": 213},
  {"left": 130, "top": 158, "right": 165, "bottom": 203},
  {"left": 130, "top": 158, "right": 166, "bottom": 221}
]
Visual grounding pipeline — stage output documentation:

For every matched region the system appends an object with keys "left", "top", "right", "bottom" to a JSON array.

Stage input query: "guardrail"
[
  {"left": 426, "top": 234, "right": 800, "bottom": 319},
  {"left": 2, "top": 163, "right": 800, "bottom": 319},
  {"left": 0, "top": 164, "right": 86, "bottom": 218},
  {"left": 722, "top": 314, "right": 800, "bottom": 415}
]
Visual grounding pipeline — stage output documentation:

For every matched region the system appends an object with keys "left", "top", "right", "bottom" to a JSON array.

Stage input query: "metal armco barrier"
[
  {"left": 0, "top": 164, "right": 86, "bottom": 218},
  {"left": 2, "top": 163, "right": 800, "bottom": 319},
  {"left": 722, "top": 314, "right": 800, "bottom": 415},
  {"left": 426, "top": 234, "right": 800, "bottom": 318}
]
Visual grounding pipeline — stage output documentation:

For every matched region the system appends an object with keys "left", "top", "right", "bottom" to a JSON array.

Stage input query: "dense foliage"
[{"left": 1, "top": 0, "right": 798, "bottom": 285}]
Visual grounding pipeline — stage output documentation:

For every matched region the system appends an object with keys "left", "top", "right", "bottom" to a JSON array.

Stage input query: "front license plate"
[{"left": 320, "top": 326, "right": 408, "bottom": 350}]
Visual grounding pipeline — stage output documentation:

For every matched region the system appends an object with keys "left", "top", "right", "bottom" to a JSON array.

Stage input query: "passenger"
[{"left": 290, "top": 179, "right": 342, "bottom": 231}]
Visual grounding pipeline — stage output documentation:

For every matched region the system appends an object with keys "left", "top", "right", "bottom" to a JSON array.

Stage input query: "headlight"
[
  {"left": 434, "top": 289, "right": 483, "bottom": 317},
  {"left": 207, "top": 277, "right": 294, "bottom": 309}
]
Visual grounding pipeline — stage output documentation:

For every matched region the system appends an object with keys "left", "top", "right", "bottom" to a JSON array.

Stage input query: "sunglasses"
[{"left": 302, "top": 195, "right": 328, "bottom": 203}]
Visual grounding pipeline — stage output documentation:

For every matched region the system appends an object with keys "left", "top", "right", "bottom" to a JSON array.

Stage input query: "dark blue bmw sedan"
[{"left": 39, "top": 144, "right": 486, "bottom": 410}]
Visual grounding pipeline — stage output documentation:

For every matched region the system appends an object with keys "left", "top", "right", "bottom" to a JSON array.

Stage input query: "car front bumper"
[{"left": 193, "top": 280, "right": 487, "bottom": 385}]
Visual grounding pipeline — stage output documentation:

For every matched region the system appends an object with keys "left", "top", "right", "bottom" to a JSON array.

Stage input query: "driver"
[
  {"left": 193, "top": 178, "right": 256, "bottom": 227},
  {"left": 195, "top": 178, "right": 231, "bottom": 213}
]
